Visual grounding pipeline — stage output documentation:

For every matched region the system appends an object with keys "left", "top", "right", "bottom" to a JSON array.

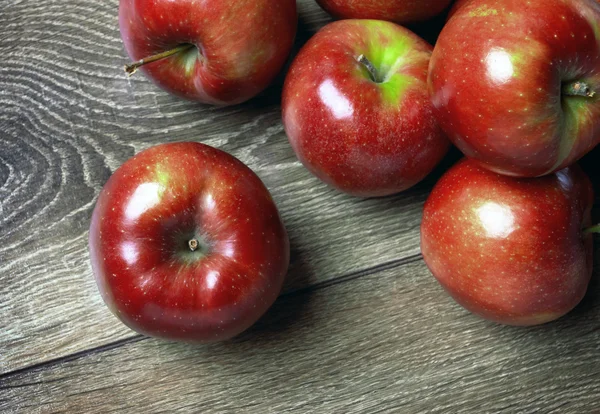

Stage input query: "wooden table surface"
[{"left": 1, "top": 0, "right": 600, "bottom": 412}]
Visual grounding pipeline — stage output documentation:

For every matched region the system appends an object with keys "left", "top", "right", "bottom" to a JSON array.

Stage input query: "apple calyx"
[
  {"left": 188, "top": 238, "right": 200, "bottom": 252},
  {"left": 124, "top": 44, "right": 195, "bottom": 76},
  {"left": 357, "top": 54, "right": 382, "bottom": 83},
  {"left": 583, "top": 224, "right": 600, "bottom": 235},
  {"left": 562, "top": 81, "right": 596, "bottom": 98}
]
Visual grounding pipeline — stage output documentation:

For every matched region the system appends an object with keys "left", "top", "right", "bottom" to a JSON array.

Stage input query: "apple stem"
[
  {"left": 562, "top": 81, "right": 596, "bottom": 98},
  {"left": 124, "top": 44, "right": 195, "bottom": 76},
  {"left": 188, "top": 239, "right": 199, "bottom": 252},
  {"left": 357, "top": 54, "right": 381, "bottom": 83},
  {"left": 584, "top": 224, "right": 600, "bottom": 235}
]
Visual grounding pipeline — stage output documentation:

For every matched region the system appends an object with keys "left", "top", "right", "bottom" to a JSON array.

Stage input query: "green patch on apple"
[
  {"left": 356, "top": 20, "right": 421, "bottom": 105},
  {"left": 551, "top": 79, "right": 599, "bottom": 172},
  {"left": 175, "top": 44, "right": 201, "bottom": 77},
  {"left": 468, "top": 5, "right": 498, "bottom": 17},
  {"left": 379, "top": 73, "right": 414, "bottom": 106}
]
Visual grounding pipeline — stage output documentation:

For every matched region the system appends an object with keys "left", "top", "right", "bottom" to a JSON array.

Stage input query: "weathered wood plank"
[
  {"left": 1, "top": 256, "right": 599, "bottom": 414},
  {"left": 3, "top": 2, "right": 600, "bottom": 412},
  {"left": 0, "top": 0, "right": 451, "bottom": 373}
]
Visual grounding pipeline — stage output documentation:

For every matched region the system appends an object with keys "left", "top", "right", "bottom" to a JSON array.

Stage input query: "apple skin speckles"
[
  {"left": 118, "top": 0, "right": 297, "bottom": 105},
  {"left": 429, "top": 0, "right": 600, "bottom": 177},
  {"left": 421, "top": 158, "right": 594, "bottom": 326},
  {"left": 282, "top": 20, "right": 449, "bottom": 197},
  {"left": 89, "top": 142, "right": 289, "bottom": 342}
]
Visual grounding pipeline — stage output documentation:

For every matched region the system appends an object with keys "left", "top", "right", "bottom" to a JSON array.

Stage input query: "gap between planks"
[{"left": 0, "top": 253, "right": 423, "bottom": 381}]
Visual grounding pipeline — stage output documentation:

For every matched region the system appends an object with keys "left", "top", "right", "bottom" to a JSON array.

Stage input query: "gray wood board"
[
  {"left": 1, "top": 257, "right": 599, "bottom": 413},
  {"left": 1, "top": 0, "right": 600, "bottom": 411}
]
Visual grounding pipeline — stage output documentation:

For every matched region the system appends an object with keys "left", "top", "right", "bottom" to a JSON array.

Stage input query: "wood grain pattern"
[
  {"left": 0, "top": 0, "right": 451, "bottom": 373},
  {"left": 2, "top": 0, "right": 600, "bottom": 411},
  {"left": 1, "top": 257, "right": 599, "bottom": 413}
]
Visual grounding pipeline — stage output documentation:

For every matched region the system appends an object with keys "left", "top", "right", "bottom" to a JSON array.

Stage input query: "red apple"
[
  {"left": 119, "top": 0, "right": 297, "bottom": 105},
  {"left": 89, "top": 142, "right": 290, "bottom": 342},
  {"left": 429, "top": 0, "right": 600, "bottom": 177},
  {"left": 282, "top": 20, "right": 449, "bottom": 197},
  {"left": 421, "top": 158, "right": 595, "bottom": 326},
  {"left": 315, "top": 0, "right": 453, "bottom": 24}
]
